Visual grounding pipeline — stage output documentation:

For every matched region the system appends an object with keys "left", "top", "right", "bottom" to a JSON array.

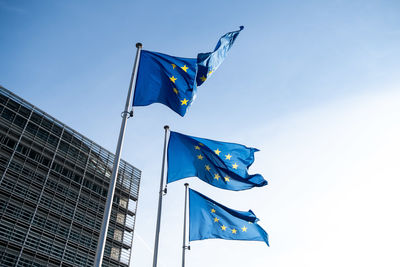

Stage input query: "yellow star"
[
  {"left": 231, "top": 229, "right": 237, "bottom": 234},
  {"left": 194, "top": 145, "right": 200, "bottom": 150},
  {"left": 197, "top": 154, "right": 203, "bottom": 160},
  {"left": 208, "top": 70, "right": 213, "bottom": 75},
  {"left": 214, "top": 174, "right": 220, "bottom": 180},
  {"left": 225, "top": 154, "right": 232, "bottom": 160},
  {"left": 241, "top": 226, "right": 247, "bottom": 232},
  {"left": 181, "top": 98, "right": 188, "bottom": 105},
  {"left": 199, "top": 143, "right": 204, "bottom": 146},
  {"left": 214, "top": 217, "right": 219, "bottom": 223},
  {"left": 205, "top": 165, "right": 211, "bottom": 171},
  {"left": 214, "top": 148, "right": 221, "bottom": 155},
  {"left": 200, "top": 75, "right": 207, "bottom": 82},
  {"left": 232, "top": 163, "right": 238, "bottom": 169},
  {"left": 221, "top": 225, "right": 227, "bottom": 231},
  {"left": 170, "top": 76, "right": 177, "bottom": 83},
  {"left": 224, "top": 176, "right": 230, "bottom": 182},
  {"left": 211, "top": 209, "right": 216, "bottom": 213},
  {"left": 181, "top": 65, "right": 188, "bottom": 72},
  {"left": 171, "top": 64, "right": 176, "bottom": 69},
  {"left": 173, "top": 88, "right": 178, "bottom": 94}
]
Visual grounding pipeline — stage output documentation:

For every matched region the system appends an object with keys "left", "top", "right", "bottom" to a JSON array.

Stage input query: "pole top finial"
[
  {"left": 136, "top": 43, "right": 143, "bottom": 48},
  {"left": 164, "top": 125, "right": 169, "bottom": 130},
  {"left": 184, "top": 183, "right": 189, "bottom": 186}
]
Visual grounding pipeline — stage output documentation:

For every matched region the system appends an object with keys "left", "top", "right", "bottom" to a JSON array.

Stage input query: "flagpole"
[
  {"left": 152, "top": 125, "right": 170, "bottom": 267},
  {"left": 182, "top": 183, "right": 190, "bottom": 267},
  {"left": 94, "top": 42, "right": 142, "bottom": 267}
]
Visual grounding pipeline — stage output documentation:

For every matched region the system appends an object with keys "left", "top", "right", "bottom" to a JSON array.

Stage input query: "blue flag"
[
  {"left": 189, "top": 188, "right": 269, "bottom": 245},
  {"left": 133, "top": 50, "right": 197, "bottom": 117},
  {"left": 196, "top": 26, "right": 244, "bottom": 86},
  {"left": 133, "top": 27, "right": 243, "bottom": 116},
  {"left": 167, "top": 131, "right": 267, "bottom": 191}
]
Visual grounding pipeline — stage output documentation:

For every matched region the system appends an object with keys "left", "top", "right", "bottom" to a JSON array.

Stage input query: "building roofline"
[{"left": 0, "top": 85, "right": 140, "bottom": 174}]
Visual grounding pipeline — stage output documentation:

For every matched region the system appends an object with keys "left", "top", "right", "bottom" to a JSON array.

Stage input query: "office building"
[{"left": 0, "top": 86, "right": 141, "bottom": 267}]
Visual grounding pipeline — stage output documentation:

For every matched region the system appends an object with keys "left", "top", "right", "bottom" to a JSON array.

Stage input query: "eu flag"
[
  {"left": 133, "top": 28, "right": 243, "bottom": 116},
  {"left": 189, "top": 188, "right": 269, "bottom": 245},
  {"left": 133, "top": 50, "right": 197, "bottom": 117},
  {"left": 196, "top": 26, "right": 244, "bottom": 86},
  {"left": 167, "top": 131, "right": 267, "bottom": 191}
]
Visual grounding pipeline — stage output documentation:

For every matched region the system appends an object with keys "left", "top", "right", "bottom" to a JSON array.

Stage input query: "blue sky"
[{"left": 1, "top": 1, "right": 400, "bottom": 266}]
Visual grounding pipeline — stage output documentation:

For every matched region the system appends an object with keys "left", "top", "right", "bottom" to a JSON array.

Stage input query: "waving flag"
[
  {"left": 133, "top": 51, "right": 197, "bottom": 117},
  {"left": 167, "top": 131, "right": 267, "bottom": 191},
  {"left": 189, "top": 188, "right": 269, "bottom": 245},
  {"left": 133, "top": 27, "right": 243, "bottom": 116},
  {"left": 196, "top": 26, "right": 244, "bottom": 86}
]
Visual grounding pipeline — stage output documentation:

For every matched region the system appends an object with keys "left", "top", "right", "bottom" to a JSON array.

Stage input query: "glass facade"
[{"left": 0, "top": 86, "right": 141, "bottom": 267}]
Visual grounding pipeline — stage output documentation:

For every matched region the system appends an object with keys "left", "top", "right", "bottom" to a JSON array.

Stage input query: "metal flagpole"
[
  {"left": 94, "top": 42, "right": 142, "bottom": 267},
  {"left": 182, "top": 183, "right": 190, "bottom": 267},
  {"left": 152, "top": 125, "right": 170, "bottom": 267}
]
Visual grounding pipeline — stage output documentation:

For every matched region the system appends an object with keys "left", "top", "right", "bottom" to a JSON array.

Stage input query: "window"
[
  {"left": 38, "top": 236, "right": 52, "bottom": 254},
  {"left": 113, "top": 229, "right": 122, "bottom": 242},
  {"left": 51, "top": 240, "right": 65, "bottom": 259},
  {"left": 28, "top": 149, "right": 41, "bottom": 162},
  {"left": 63, "top": 246, "right": 76, "bottom": 264},
  {"left": 16, "top": 143, "right": 29, "bottom": 155},
  {"left": 120, "top": 248, "right": 131, "bottom": 265},
  {"left": 1, "top": 108, "right": 15, "bottom": 122},
  {"left": 57, "top": 222, "right": 69, "bottom": 239},
  {"left": 5, "top": 137, "right": 16, "bottom": 149},
  {"left": 123, "top": 231, "right": 132, "bottom": 246},
  {"left": 0, "top": 93, "right": 8, "bottom": 104},
  {"left": 0, "top": 247, "right": 18, "bottom": 266},
  {"left": 62, "top": 132, "right": 72, "bottom": 142},
  {"left": 125, "top": 214, "right": 135, "bottom": 229},
  {"left": 110, "top": 247, "right": 120, "bottom": 261},
  {"left": 37, "top": 128, "right": 49, "bottom": 143},
  {"left": 30, "top": 112, "right": 42, "bottom": 125},
  {"left": 116, "top": 213, "right": 125, "bottom": 225},
  {"left": 41, "top": 118, "right": 53, "bottom": 131},
  {"left": 6, "top": 99, "right": 19, "bottom": 111},
  {"left": 58, "top": 141, "right": 69, "bottom": 154},
  {"left": 47, "top": 134, "right": 58, "bottom": 147},
  {"left": 71, "top": 136, "right": 82, "bottom": 149},
  {"left": 51, "top": 124, "right": 62, "bottom": 136},
  {"left": 119, "top": 197, "right": 128, "bottom": 209},
  {"left": 13, "top": 115, "right": 27, "bottom": 128},
  {"left": 33, "top": 214, "right": 47, "bottom": 228},
  {"left": 26, "top": 122, "right": 38, "bottom": 136},
  {"left": 11, "top": 225, "right": 28, "bottom": 244},
  {"left": 69, "top": 229, "right": 80, "bottom": 243},
  {"left": 18, "top": 105, "right": 31, "bottom": 118}
]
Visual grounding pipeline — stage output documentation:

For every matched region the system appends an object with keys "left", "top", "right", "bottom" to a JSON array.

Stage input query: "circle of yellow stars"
[
  {"left": 194, "top": 143, "right": 239, "bottom": 184},
  {"left": 210, "top": 208, "right": 249, "bottom": 235}
]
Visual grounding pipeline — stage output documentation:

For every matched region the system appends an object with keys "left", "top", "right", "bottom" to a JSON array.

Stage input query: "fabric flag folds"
[
  {"left": 132, "top": 27, "right": 243, "bottom": 116},
  {"left": 167, "top": 131, "right": 267, "bottom": 191},
  {"left": 133, "top": 50, "right": 197, "bottom": 117},
  {"left": 196, "top": 26, "right": 244, "bottom": 86},
  {"left": 189, "top": 188, "right": 269, "bottom": 245}
]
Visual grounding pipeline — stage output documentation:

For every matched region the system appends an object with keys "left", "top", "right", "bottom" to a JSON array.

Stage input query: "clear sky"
[{"left": 1, "top": 0, "right": 400, "bottom": 266}]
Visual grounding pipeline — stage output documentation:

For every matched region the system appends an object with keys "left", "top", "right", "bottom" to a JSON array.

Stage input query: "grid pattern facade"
[{"left": 0, "top": 86, "right": 141, "bottom": 267}]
